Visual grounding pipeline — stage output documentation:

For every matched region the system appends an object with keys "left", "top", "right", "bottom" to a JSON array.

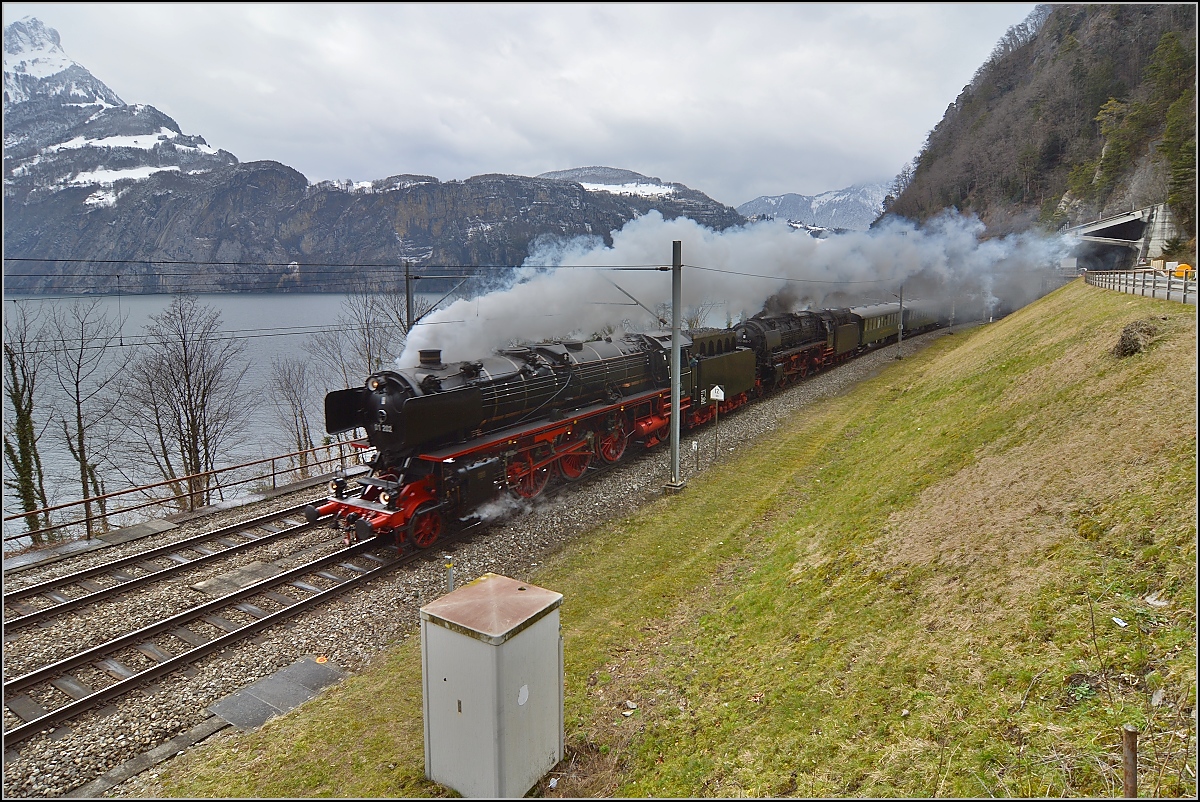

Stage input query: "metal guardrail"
[
  {"left": 3, "top": 439, "right": 375, "bottom": 552},
  {"left": 1084, "top": 269, "right": 1197, "bottom": 305}
]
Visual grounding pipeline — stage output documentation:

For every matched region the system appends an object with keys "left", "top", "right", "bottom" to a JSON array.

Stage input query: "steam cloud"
[{"left": 399, "top": 211, "right": 1069, "bottom": 366}]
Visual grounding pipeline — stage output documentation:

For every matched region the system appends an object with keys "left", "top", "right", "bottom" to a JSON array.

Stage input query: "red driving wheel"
[
  {"left": 412, "top": 508, "right": 443, "bottom": 548},
  {"left": 598, "top": 417, "right": 628, "bottom": 463},
  {"left": 558, "top": 449, "right": 592, "bottom": 480},
  {"left": 511, "top": 454, "right": 551, "bottom": 498}
]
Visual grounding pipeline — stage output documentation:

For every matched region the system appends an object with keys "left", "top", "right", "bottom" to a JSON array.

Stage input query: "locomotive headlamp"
[
  {"left": 329, "top": 476, "right": 347, "bottom": 498},
  {"left": 367, "top": 376, "right": 384, "bottom": 391},
  {"left": 380, "top": 490, "right": 394, "bottom": 507}
]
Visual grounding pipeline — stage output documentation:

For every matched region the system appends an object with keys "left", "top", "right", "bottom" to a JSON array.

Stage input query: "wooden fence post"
[{"left": 1122, "top": 723, "right": 1138, "bottom": 797}]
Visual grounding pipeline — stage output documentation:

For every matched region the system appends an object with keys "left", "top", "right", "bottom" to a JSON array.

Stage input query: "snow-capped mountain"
[
  {"left": 538, "top": 166, "right": 739, "bottom": 229},
  {"left": 538, "top": 166, "right": 678, "bottom": 198},
  {"left": 736, "top": 183, "right": 890, "bottom": 231},
  {"left": 3, "top": 19, "right": 743, "bottom": 294},
  {"left": 3, "top": 15, "right": 236, "bottom": 202},
  {"left": 2, "top": 16, "right": 119, "bottom": 107}
]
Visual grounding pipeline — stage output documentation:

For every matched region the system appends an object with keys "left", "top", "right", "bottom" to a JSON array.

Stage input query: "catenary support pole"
[
  {"left": 405, "top": 262, "right": 415, "bottom": 334},
  {"left": 668, "top": 241, "right": 684, "bottom": 489}
]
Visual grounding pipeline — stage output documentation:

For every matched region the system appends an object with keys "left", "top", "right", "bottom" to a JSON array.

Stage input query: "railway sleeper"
[
  {"left": 6, "top": 694, "right": 49, "bottom": 724},
  {"left": 234, "top": 602, "right": 270, "bottom": 619},
  {"left": 261, "top": 591, "right": 300, "bottom": 607},
  {"left": 171, "top": 627, "right": 210, "bottom": 647},
  {"left": 314, "top": 570, "right": 347, "bottom": 584},
  {"left": 202, "top": 615, "right": 241, "bottom": 633},
  {"left": 95, "top": 658, "right": 137, "bottom": 681},
  {"left": 136, "top": 642, "right": 175, "bottom": 662},
  {"left": 49, "top": 675, "right": 93, "bottom": 701},
  {"left": 4, "top": 537, "right": 401, "bottom": 748}
]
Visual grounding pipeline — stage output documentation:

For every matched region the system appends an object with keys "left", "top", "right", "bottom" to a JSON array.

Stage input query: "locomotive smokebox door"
[{"left": 420, "top": 573, "right": 564, "bottom": 798}]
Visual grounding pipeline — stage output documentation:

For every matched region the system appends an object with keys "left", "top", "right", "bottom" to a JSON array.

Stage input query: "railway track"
[
  {"left": 2, "top": 503, "right": 320, "bottom": 629},
  {"left": 1, "top": 444, "right": 638, "bottom": 752},
  {"left": 2, "top": 517, "right": 479, "bottom": 750}
]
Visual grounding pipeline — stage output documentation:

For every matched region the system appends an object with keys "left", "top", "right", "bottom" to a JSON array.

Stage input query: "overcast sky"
[{"left": 4, "top": 2, "right": 1037, "bottom": 206}]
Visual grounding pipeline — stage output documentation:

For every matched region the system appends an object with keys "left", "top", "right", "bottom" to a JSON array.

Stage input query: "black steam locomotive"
[{"left": 305, "top": 300, "right": 945, "bottom": 547}]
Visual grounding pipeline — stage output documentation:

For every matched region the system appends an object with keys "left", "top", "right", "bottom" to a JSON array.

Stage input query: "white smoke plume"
[
  {"left": 399, "top": 210, "right": 1069, "bottom": 366},
  {"left": 465, "top": 493, "right": 533, "bottom": 523}
]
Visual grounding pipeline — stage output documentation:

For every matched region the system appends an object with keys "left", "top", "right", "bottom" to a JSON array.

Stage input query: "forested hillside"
[{"left": 882, "top": 4, "right": 1196, "bottom": 258}]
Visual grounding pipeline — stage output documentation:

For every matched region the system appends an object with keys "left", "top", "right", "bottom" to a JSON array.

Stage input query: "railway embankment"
[{"left": 107, "top": 279, "right": 1197, "bottom": 798}]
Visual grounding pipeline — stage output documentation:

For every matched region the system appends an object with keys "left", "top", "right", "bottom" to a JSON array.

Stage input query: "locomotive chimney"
[{"left": 419, "top": 349, "right": 443, "bottom": 367}]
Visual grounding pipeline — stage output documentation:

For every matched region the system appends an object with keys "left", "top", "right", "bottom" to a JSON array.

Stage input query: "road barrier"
[{"left": 1084, "top": 269, "right": 1196, "bottom": 305}]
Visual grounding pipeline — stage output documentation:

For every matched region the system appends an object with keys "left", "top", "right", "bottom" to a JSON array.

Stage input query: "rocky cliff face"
[
  {"left": 881, "top": 4, "right": 1196, "bottom": 238},
  {"left": 3, "top": 18, "right": 745, "bottom": 295},
  {"left": 3, "top": 161, "right": 746, "bottom": 294}
]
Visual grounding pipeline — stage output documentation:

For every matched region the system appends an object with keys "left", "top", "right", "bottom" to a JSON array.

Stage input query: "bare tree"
[
  {"left": 3, "top": 300, "right": 53, "bottom": 540},
  {"left": 268, "top": 355, "right": 317, "bottom": 479},
  {"left": 120, "top": 295, "right": 250, "bottom": 511},
  {"left": 645, "top": 301, "right": 717, "bottom": 331},
  {"left": 684, "top": 301, "right": 724, "bottom": 330},
  {"left": 46, "top": 298, "right": 132, "bottom": 538},
  {"left": 304, "top": 289, "right": 408, "bottom": 389}
]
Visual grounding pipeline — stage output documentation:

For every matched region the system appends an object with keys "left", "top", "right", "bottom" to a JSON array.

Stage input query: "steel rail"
[
  {"left": 3, "top": 503, "right": 314, "bottom": 602},
  {"left": 3, "top": 538, "right": 384, "bottom": 699},
  {"left": 3, "top": 506, "right": 323, "bottom": 629},
  {"left": 2, "top": 539, "right": 402, "bottom": 748}
]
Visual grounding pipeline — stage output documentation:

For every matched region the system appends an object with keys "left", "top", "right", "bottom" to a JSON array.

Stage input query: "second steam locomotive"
[{"left": 305, "top": 300, "right": 945, "bottom": 547}]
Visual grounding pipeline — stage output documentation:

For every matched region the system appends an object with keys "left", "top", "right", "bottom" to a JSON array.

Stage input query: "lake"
[{"left": 2, "top": 291, "right": 445, "bottom": 546}]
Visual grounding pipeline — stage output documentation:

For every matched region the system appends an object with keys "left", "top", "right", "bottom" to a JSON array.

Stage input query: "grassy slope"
[{"left": 153, "top": 279, "right": 1196, "bottom": 798}]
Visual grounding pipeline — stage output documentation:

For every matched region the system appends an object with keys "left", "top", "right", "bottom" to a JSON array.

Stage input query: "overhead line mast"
[{"left": 665, "top": 240, "right": 685, "bottom": 492}]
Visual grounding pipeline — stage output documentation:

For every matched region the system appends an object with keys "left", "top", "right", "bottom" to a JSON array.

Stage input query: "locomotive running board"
[{"left": 416, "top": 387, "right": 677, "bottom": 463}]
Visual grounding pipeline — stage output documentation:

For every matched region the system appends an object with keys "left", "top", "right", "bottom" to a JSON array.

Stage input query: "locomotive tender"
[{"left": 304, "top": 300, "right": 945, "bottom": 548}]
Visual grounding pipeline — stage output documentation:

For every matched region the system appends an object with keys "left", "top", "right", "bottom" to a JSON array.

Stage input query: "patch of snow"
[
  {"left": 8, "top": 154, "right": 42, "bottom": 177},
  {"left": 67, "top": 165, "right": 179, "bottom": 186},
  {"left": 43, "top": 127, "right": 216, "bottom": 154},
  {"left": 579, "top": 182, "right": 674, "bottom": 197},
  {"left": 63, "top": 100, "right": 118, "bottom": 110},
  {"left": 2, "top": 28, "right": 74, "bottom": 80},
  {"left": 382, "top": 178, "right": 434, "bottom": 191},
  {"left": 314, "top": 178, "right": 381, "bottom": 193},
  {"left": 83, "top": 188, "right": 118, "bottom": 208}
]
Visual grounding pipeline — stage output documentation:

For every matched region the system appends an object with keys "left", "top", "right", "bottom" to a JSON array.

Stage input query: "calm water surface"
[{"left": 2, "top": 292, "right": 440, "bottom": 542}]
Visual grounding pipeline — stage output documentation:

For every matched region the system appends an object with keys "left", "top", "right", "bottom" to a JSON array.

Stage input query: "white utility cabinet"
[{"left": 421, "top": 572, "right": 564, "bottom": 798}]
